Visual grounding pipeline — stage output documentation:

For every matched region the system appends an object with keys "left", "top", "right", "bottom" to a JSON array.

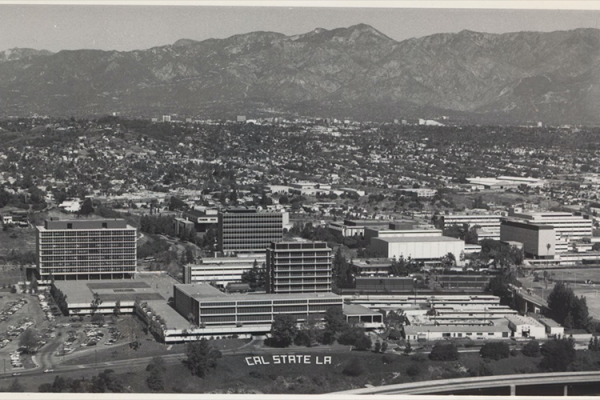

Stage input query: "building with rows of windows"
[
  {"left": 266, "top": 241, "right": 333, "bottom": 294},
  {"left": 36, "top": 218, "right": 137, "bottom": 280},
  {"left": 173, "top": 283, "right": 343, "bottom": 333},
  {"left": 218, "top": 208, "right": 283, "bottom": 254}
]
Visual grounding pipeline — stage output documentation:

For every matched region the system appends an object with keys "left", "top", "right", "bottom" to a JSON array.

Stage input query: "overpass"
[{"left": 331, "top": 371, "right": 600, "bottom": 396}]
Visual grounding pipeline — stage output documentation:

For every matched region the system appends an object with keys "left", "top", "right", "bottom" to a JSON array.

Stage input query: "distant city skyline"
[{"left": 1, "top": 5, "right": 600, "bottom": 52}]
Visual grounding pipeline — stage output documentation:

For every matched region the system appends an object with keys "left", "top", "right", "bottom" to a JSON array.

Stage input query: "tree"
[
  {"left": 381, "top": 341, "right": 388, "bottom": 353},
  {"left": 90, "top": 292, "right": 104, "bottom": 326},
  {"left": 429, "top": 343, "right": 459, "bottom": 361},
  {"left": 487, "top": 270, "right": 517, "bottom": 306},
  {"left": 547, "top": 282, "right": 591, "bottom": 330},
  {"left": 539, "top": 338, "right": 576, "bottom": 372},
  {"left": 79, "top": 198, "right": 95, "bottom": 215},
  {"left": 354, "top": 335, "right": 372, "bottom": 351},
  {"left": 390, "top": 256, "right": 420, "bottom": 276},
  {"left": 270, "top": 314, "right": 298, "bottom": 347},
  {"left": 523, "top": 340, "right": 541, "bottom": 357},
  {"left": 241, "top": 260, "right": 267, "bottom": 291},
  {"left": 479, "top": 342, "right": 510, "bottom": 360},
  {"left": 183, "top": 339, "right": 222, "bottom": 378},
  {"left": 342, "top": 357, "right": 365, "bottom": 377},
  {"left": 404, "top": 339, "right": 412, "bottom": 355},
  {"left": 146, "top": 356, "right": 166, "bottom": 392},
  {"left": 589, "top": 336, "right": 600, "bottom": 351},
  {"left": 374, "top": 340, "right": 381, "bottom": 353},
  {"left": 464, "top": 226, "right": 479, "bottom": 245},
  {"left": 332, "top": 248, "right": 352, "bottom": 289},
  {"left": 324, "top": 307, "right": 348, "bottom": 335},
  {"left": 19, "top": 328, "right": 40, "bottom": 354},
  {"left": 113, "top": 300, "right": 121, "bottom": 319},
  {"left": 469, "top": 361, "right": 493, "bottom": 377}
]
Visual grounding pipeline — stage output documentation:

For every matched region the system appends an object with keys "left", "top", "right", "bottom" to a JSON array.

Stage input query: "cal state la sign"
[{"left": 245, "top": 355, "right": 332, "bottom": 366}]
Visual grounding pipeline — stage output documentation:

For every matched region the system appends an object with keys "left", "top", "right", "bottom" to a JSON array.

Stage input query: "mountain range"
[{"left": 1, "top": 23, "right": 600, "bottom": 124}]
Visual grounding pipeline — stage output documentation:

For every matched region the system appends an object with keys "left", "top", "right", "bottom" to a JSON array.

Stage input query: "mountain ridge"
[{"left": 1, "top": 24, "right": 600, "bottom": 123}]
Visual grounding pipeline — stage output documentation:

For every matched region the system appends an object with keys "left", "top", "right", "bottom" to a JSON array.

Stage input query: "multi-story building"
[
  {"left": 266, "top": 241, "right": 333, "bottom": 294},
  {"left": 36, "top": 218, "right": 137, "bottom": 280},
  {"left": 441, "top": 214, "right": 503, "bottom": 241},
  {"left": 181, "top": 208, "right": 219, "bottom": 233},
  {"left": 174, "top": 283, "right": 343, "bottom": 329},
  {"left": 508, "top": 210, "right": 592, "bottom": 242},
  {"left": 218, "top": 208, "right": 283, "bottom": 253},
  {"left": 500, "top": 219, "right": 555, "bottom": 259},
  {"left": 183, "top": 254, "right": 266, "bottom": 286}
]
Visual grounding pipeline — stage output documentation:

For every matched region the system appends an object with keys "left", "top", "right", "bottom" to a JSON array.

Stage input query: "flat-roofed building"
[
  {"left": 218, "top": 208, "right": 283, "bottom": 253},
  {"left": 500, "top": 219, "right": 555, "bottom": 259},
  {"left": 266, "top": 241, "right": 332, "bottom": 294},
  {"left": 355, "top": 277, "right": 414, "bottom": 292},
  {"left": 506, "top": 314, "right": 546, "bottom": 338},
  {"left": 183, "top": 254, "right": 266, "bottom": 285},
  {"left": 508, "top": 210, "right": 592, "bottom": 242},
  {"left": 442, "top": 214, "right": 503, "bottom": 241},
  {"left": 370, "top": 236, "right": 465, "bottom": 267},
  {"left": 328, "top": 219, "right": 389, "bottom": 237},
  {"left": 404, "top": 319, "right": 512, "bottom": 341},
  {"left": 350, "top": 258, "right": 393, "bottom": 276},
  {"left": 181, "top": 208, "right": 219, "bottom": 233},
  {"left": 36, "top": 219, "right": 137, "bottom": 280},
  {"left": 173, "top": 283, "right": 343, "bottom": 329},
  {"left": 364, "top": 227, "right": 442, "bottom": 242}
]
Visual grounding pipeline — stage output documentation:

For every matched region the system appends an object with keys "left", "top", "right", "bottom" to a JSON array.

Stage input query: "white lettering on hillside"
[{"left": 245, "top": 355, "right": 332, "bottom": 366}]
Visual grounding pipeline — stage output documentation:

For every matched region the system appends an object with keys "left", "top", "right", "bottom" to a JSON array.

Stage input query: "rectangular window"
[{"left": 67, "top": 223, "right": 72, "bottom": 229}]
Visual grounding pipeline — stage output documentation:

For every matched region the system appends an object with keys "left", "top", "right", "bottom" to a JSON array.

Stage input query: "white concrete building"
[
  {"left": 506, "top": 315, "right": 546, "bottom": 339},
  {"left": 370, "top": 236, "right": 465, "bottom": 266}
]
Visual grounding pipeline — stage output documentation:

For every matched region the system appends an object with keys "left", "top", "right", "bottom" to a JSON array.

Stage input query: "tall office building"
[
  {"left": 218, "top": 208, "right": 283, "bottom": 253},
  {"left": 36, "top": 219, "right": 137, "bottom": 280},
  {"left": 266, "top": 241, "right": 333, "bottom": 294}
]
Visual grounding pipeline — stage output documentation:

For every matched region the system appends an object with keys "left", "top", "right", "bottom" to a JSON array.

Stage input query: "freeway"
[{"left": 331, "top": 371, "right": 600, "bottom": 395}]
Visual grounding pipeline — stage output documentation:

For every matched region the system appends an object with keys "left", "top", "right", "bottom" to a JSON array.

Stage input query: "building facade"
[
  {"left": 183, "top": 254, "right": 266, "bottom": 286},
  {"left": 500, "top": 219, "right": 555, "bottom": 259},
  {"left": 218, "top": 208, "right": 283, "bottom": 253},
  {"left": 370, "top": 236, "right": 465, "bottom": 267},
  {"left": 441, "top": 214, "right": 503, "bottom": 241},
  {"left": 174, "top": 284, "right": 343, "bottom": 328},
  {"left": 266, "top": 241, "right": 333, "bottom": 294},
  {"left": 37, "top": 219, "right": 137, "bottom": 280},
  {"left": 508, "top": 210, "right": 592, "bottom": 242}
]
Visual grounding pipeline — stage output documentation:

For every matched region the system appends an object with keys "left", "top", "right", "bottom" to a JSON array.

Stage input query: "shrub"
[
  {"left": 510, "top": 349, "right": 518, "bottom": 357},
  {"left": 429, "top": 343, "right": 459, "bottom": 361},
  {"left": 411, "top": 354, "right": 427, "bottom": 363},
  {"left": 479, "top": 342, "right": 510, "bottom": 361},
  {"left": 469, "top": 361, "right": 494, "bottom": 377},
  {"left": 354, "top": 335, "right": 372, "bottom": 351},
  {"left": 342, "top": 357, "right": 365, "bottom": 377},
  {"left": 522, "top": 340, "right": 540, "bottom": 357},
  {"left": 337, "top": 327, "right": 365, "bottom": 346},
  {"left": 406, "top": 364, "right": 421, "bottom": 377},
  {"left": 381, "top": 354, "right": 396, "bottom": 364},
  {"left": 388, "top": 329, "right": 403, "bottom": 340}
]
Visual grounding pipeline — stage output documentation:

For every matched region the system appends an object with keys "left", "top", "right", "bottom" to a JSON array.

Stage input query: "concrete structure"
[
  {"left": 505, "top": 314, "right": 546, "bottom": 338},
  {"left": 183, "top": 254, "right": 266, "bottom": 286},
  {"left": 364, "top": 227, "right": 442, "bottom": 243},
  {"left": 173, "top": 217, "right": 195, "bottom": 237},
  {"left": 218, "top": 208, "right": 283, "bottom": 253},
  {"left": 266, "top": 241, "right": 332, "bottom": 294},
  {"left": 370, "top": 236, "right": 465, "bottom": 267},
  {"left": 343, "top": 304, "right": 384, "bottom": 329},
  {"left": 398, "top": 188, "right": 437, "bottom": 198},
  {"left": 181, "top": 208, "right": 219, "bottom": 233},
  {"left": 174, "top": 283, "right": 343, "bottom": 330},
  {"left": 442, "top": 214, "right": 503, "bottom": 241},
  {"left": 500, "top": 219, "right": 555, "bottom": 259},
  {"left": 404, "top": 319, "right": 512, "bottom": 341},
  {"left": 350, "top": 258, "right": 392, "bottom": 276},
  {"left": 534, "top": 315, "right": 564, "bottom": 338},
  {"left": 508, "top": 210, "right": 592, "bottom": 242},
  {"left": 355, "top": 277, "right": 414, "bottom": 292},
  {"left": 328, "top": 219, "right": 389, "bottom": 237},
  {"left": 433, "top": 275, "right": 491, "bottom": 290},
  {"left": 52, "top": 279, "right": 164, "bottom": 315},
  {"left": 36, "top": 219, "right": 137, "bottom": 280}
]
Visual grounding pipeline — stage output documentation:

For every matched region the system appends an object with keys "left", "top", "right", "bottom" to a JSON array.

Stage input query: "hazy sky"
[{"left": 2, "top": 4, "right": 600, "bottom": 52}]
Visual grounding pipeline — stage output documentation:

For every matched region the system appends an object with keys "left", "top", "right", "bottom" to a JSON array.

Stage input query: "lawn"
[{"left": 9, "top": 346, "right": 600, "bottom": 393}]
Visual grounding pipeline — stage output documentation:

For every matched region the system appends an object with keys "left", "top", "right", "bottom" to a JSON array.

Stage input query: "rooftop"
[
  {"left": 53, "top": 279, "right": 166, "bottom": 304},
  {"left": 404, "top": 319, "right": 510, "bottom": 333},
  {"left": 343, "top": 304, "right": 382, "bottom": 316},
  {"left": 373, "top": 236, "right": 463, "bottom": 243},
  {"left": 505, "top": 314, "right": 545, "bottom": 327}
]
